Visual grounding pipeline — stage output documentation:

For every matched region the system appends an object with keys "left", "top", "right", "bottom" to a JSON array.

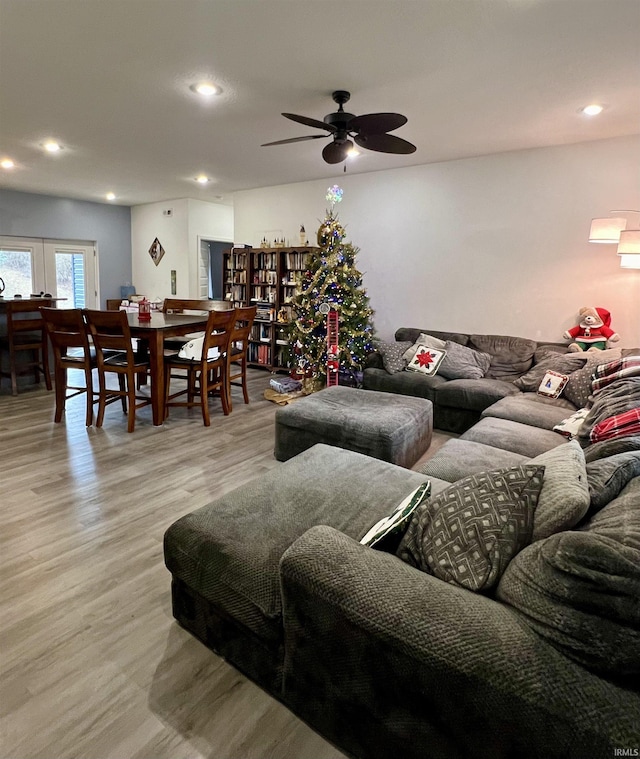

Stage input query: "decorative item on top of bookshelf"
[{"left": 287, "top": 187, "right": 374, "bottom": 388}]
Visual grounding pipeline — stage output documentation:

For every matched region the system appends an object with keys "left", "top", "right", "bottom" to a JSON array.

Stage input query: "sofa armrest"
[{"left": 280, "top": 525, "right": 638, "bottom": 759}]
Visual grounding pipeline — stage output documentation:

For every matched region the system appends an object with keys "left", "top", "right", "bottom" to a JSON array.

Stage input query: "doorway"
[
  {"left": 0, "top": 236, "right": 99, "bottom": 308},
  {"left": 199, "top": 238, "right": 231, "bottom": 300}
]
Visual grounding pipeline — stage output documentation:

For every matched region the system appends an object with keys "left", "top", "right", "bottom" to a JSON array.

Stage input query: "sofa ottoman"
[
  {"left": 163, "top": 444, "right": 433, "bottom": 694},
  {"left": 274, "top": 385, "right": 433, "bottom": 468}
]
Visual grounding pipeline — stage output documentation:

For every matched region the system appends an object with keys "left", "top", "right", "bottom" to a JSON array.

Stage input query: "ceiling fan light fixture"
[
  {"left": 347, "top": 147, "right": 360, "bottom": 158},
  {"left": 264, "top": 90, "right": 416, "bottom": 165}
]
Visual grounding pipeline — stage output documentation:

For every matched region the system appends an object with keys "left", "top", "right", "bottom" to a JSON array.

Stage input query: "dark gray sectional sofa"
[
  {"left": 363, "top": 326, "right": 636, "bottom": 433},
  {"left": 164, "top": 347, "right": 640, "bottom": 759}
]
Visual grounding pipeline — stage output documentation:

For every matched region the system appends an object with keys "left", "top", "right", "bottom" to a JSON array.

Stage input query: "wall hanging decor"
[{"left": 148, "top": 238, "right": 165, "bottom": 266}]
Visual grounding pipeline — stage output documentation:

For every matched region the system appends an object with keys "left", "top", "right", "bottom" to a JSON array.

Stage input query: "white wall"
[
  {"left": 131, "top": 198, "right": 233, "bottom": 300},
  {"left": 186, "top": 199, "right": 234, "bottom": 295},
  {"left": 234, "top": 136, "right": 640, "bottom": 347}
]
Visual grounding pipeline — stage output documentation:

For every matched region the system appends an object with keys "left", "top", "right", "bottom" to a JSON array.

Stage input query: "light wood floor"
[{"left": 0, "top": 371, "right": 453, "bottom": 759}]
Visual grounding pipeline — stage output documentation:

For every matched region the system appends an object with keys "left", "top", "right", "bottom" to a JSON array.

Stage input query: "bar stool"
[
  {"left": 228, "top": 305, "right": 257, "bottom": 411},
  {"left": 40, "top": 307, "right": 97, "bottom": 426},
  {"left": 83, "top": 309, "right": 151, "bottom": 433},
  {"left": 0, "top": 300, "right": 52, "bottom": 395},
  {"left": 164, "top": 308, "right": 235, "bottom": 426}
]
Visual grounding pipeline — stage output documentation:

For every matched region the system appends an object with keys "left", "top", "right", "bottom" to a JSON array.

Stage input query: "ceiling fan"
[{"left": 261, "top": 90, "right": 417, "bottom": 165}]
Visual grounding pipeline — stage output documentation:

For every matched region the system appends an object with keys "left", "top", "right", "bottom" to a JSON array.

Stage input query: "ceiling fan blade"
[
  {"left": 261, "top": 135, "right": 327, "bottom": 147},
  {"left": 348, "top": 112, "right": 407, "bottom": 135},
  {"left": 355, "top": 133, "right": 416, "bottom": 154},
  {"left": 322, "top": 140, "right": 351, "bottom": 164},
  {"left": 282, "top": 113, "right": 336, "bottom": 132}
]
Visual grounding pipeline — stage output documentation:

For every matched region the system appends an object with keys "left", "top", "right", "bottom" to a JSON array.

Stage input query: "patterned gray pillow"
[
  {"left": 437, "top": 340, "right": 492, "bottom": 380},
  {"left": 512, "top": 353, "right": 588, "bottom": 392},
  {"left": 397, "top": 465, "right": 545, "bottom": 592},
  {"left": 375, "top": 340, "right": 413, "bottom": 374},
  {"left": 563, "top": 349, "right": 623, "bottom": 408}
]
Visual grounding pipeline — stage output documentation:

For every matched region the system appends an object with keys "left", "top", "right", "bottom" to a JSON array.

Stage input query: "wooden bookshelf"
[{"left": 223, "top": 246, "right": 317, "bottom": 371}]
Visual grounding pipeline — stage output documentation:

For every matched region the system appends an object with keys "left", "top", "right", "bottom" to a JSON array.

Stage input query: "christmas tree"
[{"left": 288, "top": 186, "right": 375, "bottom": 386}]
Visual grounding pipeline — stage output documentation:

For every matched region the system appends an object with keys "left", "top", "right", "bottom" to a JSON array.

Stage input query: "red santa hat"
[{"left": 595, "top": 307, "right": 612, "bottom": 328}]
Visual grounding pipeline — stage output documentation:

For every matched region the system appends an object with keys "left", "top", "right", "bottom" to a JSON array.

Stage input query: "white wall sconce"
[
  {"left": 588, "top": 210, "right": 640, "bottom": 268},
  {"left": 617, "top": 229, "right": 640, "bottom": 269},
  {"left": 588, "top": 217, "right": 627, "bottom": 243}
]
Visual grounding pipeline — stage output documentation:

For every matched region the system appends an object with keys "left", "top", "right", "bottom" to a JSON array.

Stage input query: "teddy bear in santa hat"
[{"left": 563, "top": 306, "right": 620, "bottom": 352}]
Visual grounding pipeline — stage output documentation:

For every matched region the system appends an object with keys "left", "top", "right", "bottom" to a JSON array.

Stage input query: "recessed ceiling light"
[
  {"left": 1, "top": 158, "right": 15, "bottom": 169},
  {"left": 43, "top": 141, "right": 62, "bottom": 152},
  {"left": 106, "top": 192, "right": 116, "bottom": 201},
  {"left": 581, "top": 104, "right": 604, "bottom": 116},
  {"left": 195, "top": 175, "right": 210, "bottom": 184},
  {"left": 190, "top": 82, "right": 222, "bottom": 97}
]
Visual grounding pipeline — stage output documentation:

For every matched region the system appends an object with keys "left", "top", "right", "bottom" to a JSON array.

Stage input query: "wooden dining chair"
[
  {"left": 161, "top": 298, "right": 219, "bottom": 314},
  {"left": 161, "top": 298, "right": 219, "bottom": 351},
  {"left": 82, "top": 309, "right": 151, "bottom": 433},
  {"left": 40, "top": 307, "right": 97, "bottom": 426},
  {"left": 164, "top": 308, "right": 235, "bottom": 427},
  {"left": 227, "top": 305, "right": 257, "bottom": 411},
  {"left": 0, "top": 300, "right": 52, "bottom": 395}
]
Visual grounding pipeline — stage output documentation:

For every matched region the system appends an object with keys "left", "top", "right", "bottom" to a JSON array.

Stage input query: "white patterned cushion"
[
  {"left": 402, "top": 333, "right": 447, "bottom": 363},
  {"left": 406, "top": 346, "right": 447, "bottom": 376}
]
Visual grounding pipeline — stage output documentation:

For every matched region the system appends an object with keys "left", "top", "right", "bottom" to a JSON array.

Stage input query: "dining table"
[{"left": 127, "top": 310, "right": 231, "bottom": 425}]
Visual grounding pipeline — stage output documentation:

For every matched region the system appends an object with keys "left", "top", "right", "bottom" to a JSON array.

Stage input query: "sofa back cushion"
[
  {"left": 496, "top": 477, "right": 640, "bottom": 679},
  {"left": 395, "top": 327, "right": 469, "bottom": 346},
  {"left": 469, "top": 334, "right": 537, "bottom": 379}
]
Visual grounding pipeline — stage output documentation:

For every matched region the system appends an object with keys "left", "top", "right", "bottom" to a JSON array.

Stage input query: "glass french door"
[{"left": 0, "top": 236, "right": 98, "bottom": 308}]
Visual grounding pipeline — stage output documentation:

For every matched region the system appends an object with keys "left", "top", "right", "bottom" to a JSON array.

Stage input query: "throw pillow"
[
  {"left": 512, "top": 353, "right": 587, "bottom": 393},
  {"left": 396, "top": 465, "right": 545, "bottom": 592},
  {"left": 590, "top": 408, "right": 640, "bottom": 444},
  {"left": 437, "top": 340, "right": 491, "bottom": 381},
  {"left": 584, "top": 436, "right": 640, "bottom": 463},
  {"left": 585, "top": 451, "right": 640, "bottom": 515},
  {"left": 527, "top": 440, "right": 590, "bottom": 541},
  {"left": 563, "top": 348, "right": 624, "bottom": 408},
  {"left": 576, "top": 376, "right": 640, "bottom": 447},
  {"left": 406, "top": 346, "right": 447, "bottom": 376},
  {"left": 592, "top": 356, "right": 640, "bottom": 394},
  {"left": 552, "top": 408, "right": 590, "bottom": 439},
  {"left": 360, "top": 481, "right": 431, "bottom": 548},
  {"left": 402, "top": 332, "right": 447, "bottom": 363},
  {"left": 496, "top": 526, "right": 640, "bottom": 678},
  {"left": 536, "top": 370, "right": 569, "bottom": 399},
  {"left": 375, "top": 340, "right": 413, "bottom": 374}
]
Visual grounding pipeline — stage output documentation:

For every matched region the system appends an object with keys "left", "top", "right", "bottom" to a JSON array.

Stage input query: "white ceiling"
[{"left": 1, "top": 0, "right": 638, "bottom": 208}]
